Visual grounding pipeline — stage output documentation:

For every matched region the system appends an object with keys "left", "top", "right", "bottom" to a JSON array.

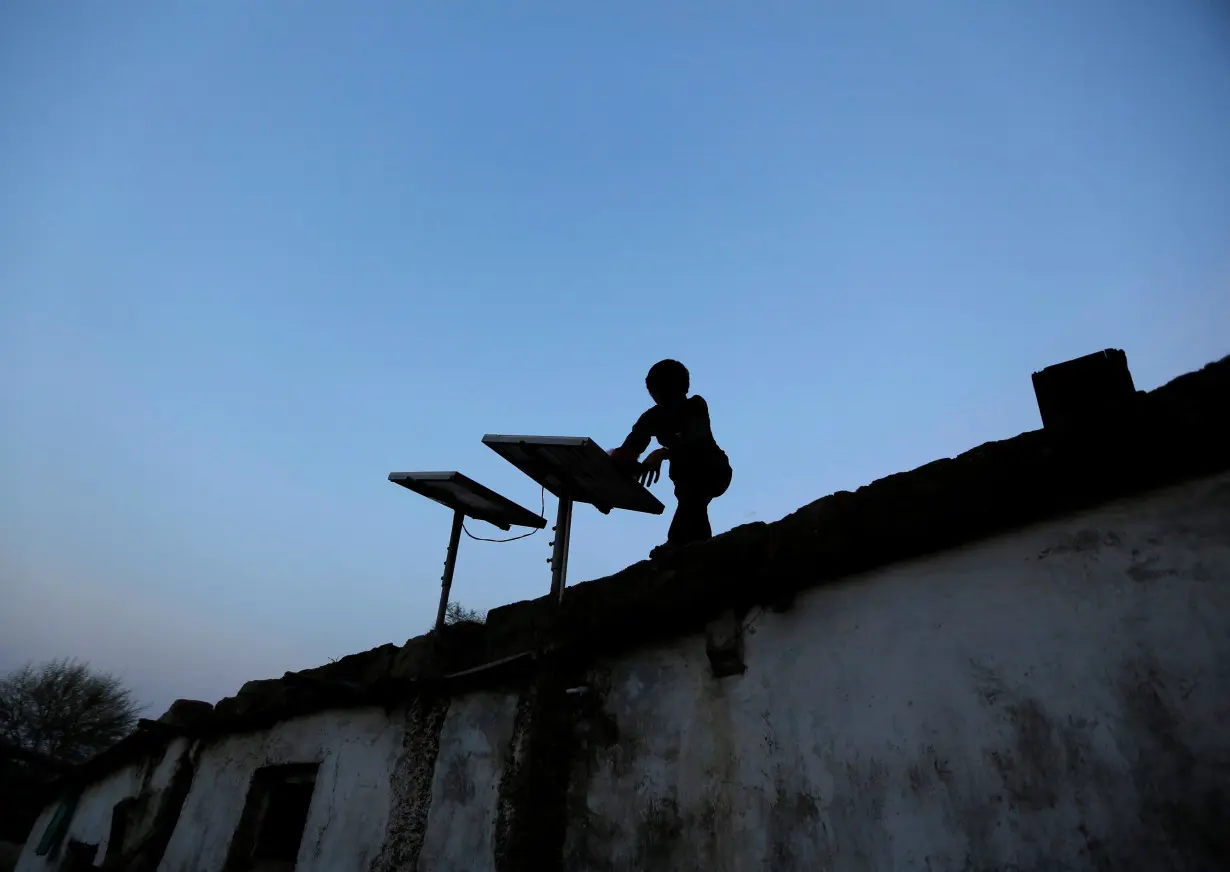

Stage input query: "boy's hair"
[{"left": 646, "top": 359, "right": 690, "bottom": 398}]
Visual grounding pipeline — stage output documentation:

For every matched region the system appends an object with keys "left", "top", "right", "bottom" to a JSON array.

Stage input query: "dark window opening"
[
  {"left": 60, "top": 839, "right": 99, "bottom": 872},
  {"left": 223, "top": 763, "right": 319, "bottom": 872},
  {"left": 252, "top": 774, "right": 316, "bottom": 862}
]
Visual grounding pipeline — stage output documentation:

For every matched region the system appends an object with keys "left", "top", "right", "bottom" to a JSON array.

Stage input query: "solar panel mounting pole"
[
  {"left": 482, "top": 435, "right": 666, "bottom": 601},
  {"left": 436, "top": 509, "right": 465, "bottom": 633},
  {"left": 548, "top": 492, "right": 573, "bottom": 602},
  {"left": 389, "top": 471, "right": 545, "bottom": 634}
]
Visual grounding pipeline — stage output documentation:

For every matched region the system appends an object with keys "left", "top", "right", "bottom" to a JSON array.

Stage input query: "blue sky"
[{"left": 2, "top": 1, "right": 1227, "bottom": 715}]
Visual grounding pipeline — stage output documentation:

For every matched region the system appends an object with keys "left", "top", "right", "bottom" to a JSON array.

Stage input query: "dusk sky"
[{"left": 3, "top": 1, "right": 1228, "bottom": 717}]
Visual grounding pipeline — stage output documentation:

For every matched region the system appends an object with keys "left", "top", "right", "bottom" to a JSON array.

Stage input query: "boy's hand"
[
  {"left": 639, "top": 449, "right": 668, "bottom": 487},
  {"left": 608, "top": 447, "right": 640, "bottom": 479}
]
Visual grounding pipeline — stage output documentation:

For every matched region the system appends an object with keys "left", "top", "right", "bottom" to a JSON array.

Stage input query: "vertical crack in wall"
[
  {"left": 494, "top": 662, "right": 577, "bottom": 872},
  {"left": 120, "top": 741, "right": 200, "bottom": 872},
  {"left": 370, "top": 692, "right": 451, "bottom": 872}
]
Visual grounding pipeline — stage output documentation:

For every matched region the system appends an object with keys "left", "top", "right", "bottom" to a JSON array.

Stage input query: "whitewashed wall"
[
  {"left": 564, "top": 471, "right": 1230, "bottom": 871},
  {"left": 155, "top": 708, "right": 404, "bottom": 872},
  {"left": 16, "top": 738, "right": 191, "bottom": 872},
  {"left": 416, "top": 691, "right": 519, "bottom": 872},
  {"left": 16, "top": 472, "right": 1230, "bottom": 871}
]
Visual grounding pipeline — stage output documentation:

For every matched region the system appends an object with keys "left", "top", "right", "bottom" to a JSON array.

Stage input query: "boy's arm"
[{"left": 612, "top": 408, "right": 655, "bottom": 460}]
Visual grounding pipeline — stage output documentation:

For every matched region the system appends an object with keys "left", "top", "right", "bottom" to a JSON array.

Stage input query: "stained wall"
[
  {"left": 562, "top": 471, "right": 1230, "bottom": 871},
  {"left": 16, "top": 738, "right": 192, "bottom": 872},
  {"left": 155, "top": 709, "right": 404, "bottom": 872},
  {"left": 15, "top": 472, "right": 1230, "bottom": 871}
]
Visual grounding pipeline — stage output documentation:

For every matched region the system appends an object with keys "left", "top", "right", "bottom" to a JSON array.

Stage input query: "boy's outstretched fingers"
[{"left": 638, "top": 448, "right": 666, "bottom": 487}]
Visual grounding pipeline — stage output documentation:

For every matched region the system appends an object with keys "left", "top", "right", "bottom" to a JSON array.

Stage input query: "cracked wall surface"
[
  {"left": 17, "top": 470, "right": 1230, "bottom": 872},
  {"left": 16, "top": 739, "right": 192, "bottom": 872},
  {"left": 153, "top": 709, "right": 404, "bottom": 872},
  {"left": 559, "top": 471, "right": 1230, "bottom": 872},
  {"left": 417, "top": 691, "right": 519, "bottom": 872}
]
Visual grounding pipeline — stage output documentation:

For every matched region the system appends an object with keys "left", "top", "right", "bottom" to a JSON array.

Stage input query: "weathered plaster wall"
[
  {"left": 155, "top": 708, "right": 404, "bottom": 872},
  {"left": 16, "top": 738, "right": 191, "bottom": 872},
  {"left": 13, "top": 469, "right": 1229, "bottom": 870},
  {"left": 417, "top": 691, "right": 520, "bottom": 872},
  {"left": 563, "top": 472, "right": 1230, "bottom": 871},
  {"left": 14, "top": 810, "right": 57, "bottom": 872}
]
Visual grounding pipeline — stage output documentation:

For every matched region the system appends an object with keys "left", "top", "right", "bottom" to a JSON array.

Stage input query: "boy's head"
[{"left": 646, "top": 359, "right": 690, "bottom": 406}]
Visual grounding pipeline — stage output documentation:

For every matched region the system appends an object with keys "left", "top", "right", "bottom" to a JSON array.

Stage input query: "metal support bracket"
[
  {"left": 548, "top": 492, "right": 574, "bottom": 602},
  {"left": 435, "top": 509, "right": 465, "bottom": 633}
]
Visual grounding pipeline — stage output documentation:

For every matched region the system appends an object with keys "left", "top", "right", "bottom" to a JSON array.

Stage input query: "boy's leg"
[
  {"left": 668, "top": 489, "right": 712, "bottom": 545},
  {"left": 659, "top": 456, "right": 730, "bottom": 552},
  {"left": 668, "top": 461, "right": 717, "bottom": 545}
]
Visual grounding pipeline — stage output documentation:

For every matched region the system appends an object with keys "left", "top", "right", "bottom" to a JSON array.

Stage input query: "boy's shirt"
[{"left": 619, "top": 395, "right": 728, "bottom": 474}]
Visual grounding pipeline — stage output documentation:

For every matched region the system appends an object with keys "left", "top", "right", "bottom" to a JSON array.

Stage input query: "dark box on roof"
[{"left": 1032, "top": 348, "right": 1137, "bottom": 430}]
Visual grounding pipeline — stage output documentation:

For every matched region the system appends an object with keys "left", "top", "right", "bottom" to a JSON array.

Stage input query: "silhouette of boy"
[{"left": 610, "top": 359, "right": 733, "bottom": 555}]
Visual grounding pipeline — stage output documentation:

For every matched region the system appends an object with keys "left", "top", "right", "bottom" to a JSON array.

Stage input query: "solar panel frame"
[
  {"left": 387, "top": 471, "right": 547, "bottom": 531},
  {"left": 481, "top": 435, "right": 665, "bottom": 515}
]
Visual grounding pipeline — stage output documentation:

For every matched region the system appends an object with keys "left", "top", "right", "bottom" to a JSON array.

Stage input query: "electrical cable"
[{"left": 462, "top": 485, "right": 547, "bottom": 543}]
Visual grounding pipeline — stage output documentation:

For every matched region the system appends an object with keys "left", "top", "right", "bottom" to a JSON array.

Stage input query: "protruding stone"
[
  {"left": 1032, "top": 348, "right": 1140, "bottom": 431},
  {"left": 214, "top": 678, "right": 291, "bottom": 721},
  {"left": 156, "top": 699, "right": 215, "bottom": 729},
  {"left": 389, "top": 635, "right": 435, "bottom": 681}
]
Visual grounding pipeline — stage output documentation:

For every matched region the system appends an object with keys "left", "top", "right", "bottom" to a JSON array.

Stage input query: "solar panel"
[
  {"left": 387, "top": 471, "right": 546, "bottom": 531},
  {"left": 481, "top": 435, "right": 665, "bottom": 515}
]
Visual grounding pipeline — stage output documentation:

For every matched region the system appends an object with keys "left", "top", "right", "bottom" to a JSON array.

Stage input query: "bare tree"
[
  {"left": 443, "top": 601, "right": 485, "bottom": 626},
  {"left": 0, "top": 658, "right": 142, "bottom": 765}
]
